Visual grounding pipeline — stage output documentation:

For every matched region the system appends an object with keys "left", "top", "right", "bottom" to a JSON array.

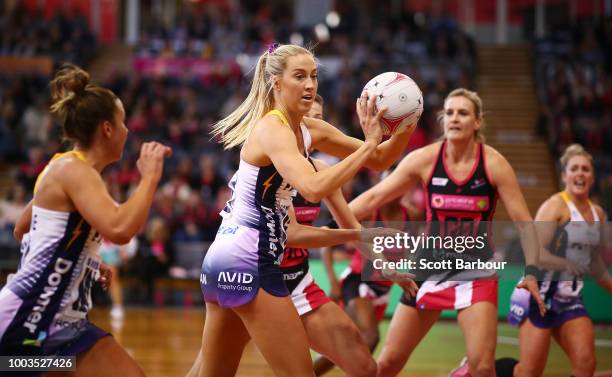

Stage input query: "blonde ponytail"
[{"left": 211, "top": 44, "right": 314, "bottom": 149}]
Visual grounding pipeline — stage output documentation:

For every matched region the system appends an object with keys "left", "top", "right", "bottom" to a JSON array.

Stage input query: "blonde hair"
[
  {"left": 438, "top": 88, "right": 486, "bottom": 143},
  {"left": 560, "top": 144, "right": 593, "bottom": 171},
  {"left": 212, "top": 44, "right": 315, "bottom": 149}
]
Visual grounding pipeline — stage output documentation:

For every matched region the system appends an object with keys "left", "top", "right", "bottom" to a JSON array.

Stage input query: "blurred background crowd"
[{"left": 0, "top": 0, "right": 610, "bottom": 309}]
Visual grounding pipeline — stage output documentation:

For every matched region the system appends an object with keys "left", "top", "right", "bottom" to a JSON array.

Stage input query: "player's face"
[
  {"left": 563, "top": 155, "right": 594, "bottom": 197},
  {"left": 443, "top": 96, "right": 481, "bottom": 142},
  {"left": 277, "top": 53, "right": 318, "bottom": 115},
  {"left": 111, "top": 99, "right": 129, "bottom": 161},
  {"left": 306, "top": 101, "right": 323, "bottom": 119}
]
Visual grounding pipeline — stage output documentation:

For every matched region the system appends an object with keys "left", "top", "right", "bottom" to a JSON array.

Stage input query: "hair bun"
[{"left": 50, "top": 63, "right": 90, "bottom": 102}]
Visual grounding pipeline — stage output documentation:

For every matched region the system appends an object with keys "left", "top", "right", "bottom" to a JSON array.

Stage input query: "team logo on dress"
[
  {"left": 262, "top": 172, "right": 278, "bottom": 198},
  {"left": 217, "top": 271, "right": 255, "bottom": 292},
  {"left": 471, "top": 178, "right": 486, "bottom": 189},
  {"left": 432, "top": 177, "right": 448, "bottom": 186},
  {"left": 218, "top": 271, "right": 253, "bottom": 284},
  {"left": 432, "top": 195, "right": 445, "bottom": 208},
  {"left": 477, "top": 199, "right": 487, "bottom": 209},
  {"left": 431, "top": 194, "right": 489, "bottom": 211}
]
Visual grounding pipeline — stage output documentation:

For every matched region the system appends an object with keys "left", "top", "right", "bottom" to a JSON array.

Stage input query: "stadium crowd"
[{"left": 1, "top": 1, "right": 609, "bottom": 305}]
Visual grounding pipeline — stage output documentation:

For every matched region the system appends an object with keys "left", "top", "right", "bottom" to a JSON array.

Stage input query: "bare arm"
[
  {"left": 308, "top": 118, "right": 415, "bottom": 171},
  {"left": 61, "top": 142, "right": 170, "bottom": 244},
  {"left": 487, "top": 146, "right": 546, "bottom": 314},
  {"left": 260, "top": 119, "right": 378, "bottom": 203},
  {"left": 488, "top": 148, "right": 539, "bottom": 267},
  {"left": 285, "top": 204, "right": 360, "bottom": 248},
  {"left": 349, "top": 147, "right": 427, "bottom": 220},
  {"left": 14, "top": 200, "right": 33, "bottom": 241},
  {"left": 591, "top": 206, "right": 611, "bottom": 293}
]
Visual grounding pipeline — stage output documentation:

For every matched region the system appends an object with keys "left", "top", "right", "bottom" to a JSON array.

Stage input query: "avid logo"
[
  {"left": 218, "top": 271, "right": 254, "bottom": 284},
  {"left": 217, "top": 271, "right": 255, "bottom": 292},
  {"left": 510, "top": 303, "right": 525, "bottom": 316}
]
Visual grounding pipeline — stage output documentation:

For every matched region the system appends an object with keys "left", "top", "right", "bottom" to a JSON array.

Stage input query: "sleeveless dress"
[
  {"left": 401, "top": 141, "right": 499, "bottom": 310},
  {"left": 0, "top": 151, "right": 109, "bottom": 362},
  {"left": 201, "top": 110, "right": 312, "bottom": 308},
  {"left": 508, "top": 191, "right": 600, "bottom": 328}
]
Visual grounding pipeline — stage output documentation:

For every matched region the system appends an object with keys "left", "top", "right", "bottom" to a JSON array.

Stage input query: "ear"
[
  {"left": 272, "top": 76, "right": 281, "bottom": 92},
  {"left": 102, "top": 120, "right": 113, "bottom": 139},
  {"left": 474, "top": 117, "right": 482, "bottom": 132}
]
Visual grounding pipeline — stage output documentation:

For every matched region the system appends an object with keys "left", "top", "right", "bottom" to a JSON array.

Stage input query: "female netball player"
[
  {"left": 349, "top": 88, "right": 545, "bottom": 377},
  {"left": 316, "top": 194, "right": 409, "bottom": 376},
  {"left": 198, "top": 44, "right": 413, "bottom": 377},
  {"left": 0, "top": 64, "right": 171, "bottom": 376},
  {"left": 505, "top": 144, "right": 611, "bottom": 377},
  {"left": 186, "top": 93, "right": 415, "bottom": 377}
]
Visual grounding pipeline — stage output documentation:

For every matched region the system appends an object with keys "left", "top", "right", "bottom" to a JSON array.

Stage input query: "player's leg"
[
  {"left": 234, "top": 288, "right": 315, "bottom": 377},
  {"left": 456, "top": 302, "right": 497, "bottom": 377},
  {"left": 195, "top": 301, "right": 251, "bottom": 377},
  {"left": 513, "top": 319, "right": 552, "bottom": 377},
  {"left": 346, "top": 297, "right": 382, "bottom": 351},
  {"left": 376, "top": 302, "right": 440, "bottom": 377},
  {"left": 552, "top": 316, "right": 595, "bottom": 377},
  {"left": 45, "top": 336, "right": 145, "bottom": 377},
  {"left": 304, "top": 301, "right": 377, "bottom": 377}
]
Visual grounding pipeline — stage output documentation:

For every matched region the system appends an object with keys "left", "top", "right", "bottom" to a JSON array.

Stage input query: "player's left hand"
[
  {"left": 382, "top": 268, "right": 418, "bottom": 298},
  {"left": 98, "top": 263, "right": 113, "bottom": 290}
]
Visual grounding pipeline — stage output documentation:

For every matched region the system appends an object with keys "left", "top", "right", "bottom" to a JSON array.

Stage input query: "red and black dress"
[
  {"left": 400, "top": 141, "right": 499, "bottom": 310},
  {"left": 281, "top": 190, "right": 331, "bottom": 315}
]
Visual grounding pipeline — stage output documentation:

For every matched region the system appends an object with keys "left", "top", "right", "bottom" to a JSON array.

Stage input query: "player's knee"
[
  {"left": 571, "top": 352, "right": 595, "bottom": 376},
  {"left": 377, "top": 351, "right": 406, "bottom": 377}
]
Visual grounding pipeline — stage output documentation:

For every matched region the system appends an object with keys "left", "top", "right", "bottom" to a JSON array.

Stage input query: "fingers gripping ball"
[{"left": 362, "top": 72, "right": 423, "bottom": 136}]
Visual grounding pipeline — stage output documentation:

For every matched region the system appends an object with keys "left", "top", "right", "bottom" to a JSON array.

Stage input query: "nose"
[{"left": 305, "top": 76, "right": 316, "bottom": 90}]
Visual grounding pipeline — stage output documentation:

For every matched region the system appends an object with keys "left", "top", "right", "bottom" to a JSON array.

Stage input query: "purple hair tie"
[{"left": 267, "top": 43, "right": 279, "bottom": 54}]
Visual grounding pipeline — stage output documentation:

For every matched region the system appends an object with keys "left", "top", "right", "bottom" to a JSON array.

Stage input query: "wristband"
[{"left": 524, "top": 264, "right": 540, "bottom": 279}]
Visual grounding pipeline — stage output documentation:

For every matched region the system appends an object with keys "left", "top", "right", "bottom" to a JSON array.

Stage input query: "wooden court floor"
[{"left": 88, "top": 307, "right": 612, "bottom": 377}]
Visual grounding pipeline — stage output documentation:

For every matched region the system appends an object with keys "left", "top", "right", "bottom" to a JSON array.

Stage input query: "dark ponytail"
[{"left": 49, "top": 64, "right": 118, "bottom": 147}]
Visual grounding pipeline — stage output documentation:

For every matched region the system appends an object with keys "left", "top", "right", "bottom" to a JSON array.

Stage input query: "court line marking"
[{"left": 498, "top": 336, "right": 612, "bottom": 347}]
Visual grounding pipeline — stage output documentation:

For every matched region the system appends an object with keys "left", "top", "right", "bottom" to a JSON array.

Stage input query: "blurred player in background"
[
  {"left": 502, "top": 144, "right": 612, "bottom": 377},
  {"left": 350, "top": 88, "right": 545, "bottom": 377},
  {"left": 317, "top": 192, "right": 409, "bottom": 376},
  {"left": 0, "top": 64, "right": 171, "bottom": 376}
]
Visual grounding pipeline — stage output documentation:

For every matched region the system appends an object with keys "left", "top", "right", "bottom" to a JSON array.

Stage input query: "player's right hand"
[
  {"left": 357, "top": 92, "right": 387, "bottom": 146},
  {"left": 137, "top": 142, "right": 172, "bottom": 183}
]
